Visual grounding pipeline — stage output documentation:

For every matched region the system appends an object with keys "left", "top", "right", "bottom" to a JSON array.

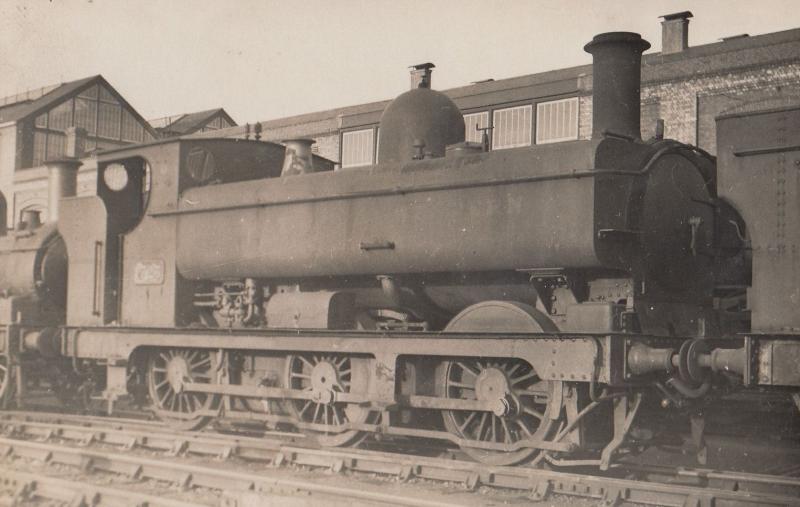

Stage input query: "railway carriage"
[{"left": 0, "top": 31, "right": 798, "bottom": 469}]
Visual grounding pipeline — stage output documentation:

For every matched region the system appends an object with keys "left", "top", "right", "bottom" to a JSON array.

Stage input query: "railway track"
[{"left": 1, "top": 411, "right": 799, "bottom": 506}]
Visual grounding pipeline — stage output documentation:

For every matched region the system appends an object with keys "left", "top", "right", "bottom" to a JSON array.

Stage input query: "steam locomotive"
[{"left": 1, "top": 31, "right": 798, "bottom": 469}]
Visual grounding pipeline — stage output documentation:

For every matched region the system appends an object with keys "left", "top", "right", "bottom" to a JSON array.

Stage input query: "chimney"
[
  {"left": 281, "top": 139, "right": 315, "bottom": 176},
  {"left": 660, "top": 11, "right": 692, "bottom": 54},
  {"left": 44, "top": 157, "right": 82, "bottom": 222},
  {"left": 410, "top": 63, "right": 434, "bottom": 89},
  {"left": 584, "top": 32, "right": 651, "bottom": 141}
]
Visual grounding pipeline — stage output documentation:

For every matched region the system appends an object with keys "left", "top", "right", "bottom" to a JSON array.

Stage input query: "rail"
[{"left": 1, "top": 412, "right": 798, "bottom": 506}]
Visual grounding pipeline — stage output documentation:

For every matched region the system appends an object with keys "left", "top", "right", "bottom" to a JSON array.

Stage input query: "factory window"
[
  {"left": 493, "top": 105, "right": 532, "bottom": 150},
  {"left": 99, "top": 85, "right": 117, "bottom": 102},
  {"left": 74, "top": 97, "right": 97, "bottom": 135},
  {"left": 48, "top": 100, "right": 73, "bottom": 131},
  {"left": 32, "top": 132, "right": 47, "bottom": 166},
  {"left": 21, "top": 81, "right": 154, "bottom": 169},
  {"left": 464, "top": 112, "right": 489, "bottom": 144},
  {"left": 341, "top": 128, "right": 375, "bottom": 168},
  {"left": 79, "top": 84, "right": 99, "bottom": 99},
  {"left": 122, "top": 109, "right": 145, "bottom": 142},
  {"left": 46, "top": 132, "right": 66, "bottom": 160},
  {"left": 98, "top": 102, "right": 121, "bottom": 139},
  {"left": 536, "top": 97, "right": 578, "bottom": 144}
]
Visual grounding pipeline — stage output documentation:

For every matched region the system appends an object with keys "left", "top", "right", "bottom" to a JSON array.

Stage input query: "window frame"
[
  {"left": 535, "top": 97, "right": 579, "bottom": 145},
  {"left": 463, "top": 110, "right": 490, "bottom": 145},
  {"left": 492, "top": 103, "right": 533, "bottom": 150},
  {"left": 339, "top": 126, "right": 378, "bottom": 169}
]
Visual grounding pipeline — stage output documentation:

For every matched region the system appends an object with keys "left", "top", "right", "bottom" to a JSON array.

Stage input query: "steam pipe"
[{"left": 584, "top": 32, "right": 651, "bottom": 141}]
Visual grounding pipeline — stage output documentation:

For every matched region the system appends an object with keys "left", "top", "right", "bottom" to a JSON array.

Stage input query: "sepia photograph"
[{"left": 0, "top": 0, "right": 799, "bottom": 505}]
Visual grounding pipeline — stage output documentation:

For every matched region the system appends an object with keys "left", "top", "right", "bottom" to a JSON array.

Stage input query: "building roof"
[
  {"left": 151, "top": 108, "right": 236, "bottom": 136},
  {"left": 0, "top": 75, "right": 97, "bottom": 124},
  {"left": 198, "top": 25, "right": 800, "bottom": 139},
  {"left": 0, "top": 75, "right": 159, "bottom": 139}
]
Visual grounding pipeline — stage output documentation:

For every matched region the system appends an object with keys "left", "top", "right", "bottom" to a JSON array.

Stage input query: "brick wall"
[
  {"left": 574, "top": 61, "right": 800, "bottom": 152},
  {"left": 643, "top": 62, "right": 800, "bottom": 153}
]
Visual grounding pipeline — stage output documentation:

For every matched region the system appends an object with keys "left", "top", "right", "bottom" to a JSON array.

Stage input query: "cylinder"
[
  {"left": 44, "top": 158, "right": 82, "bottom": 222},
  {"left": 584, "top": 32, "right": 650, "bottom": 140},
  {"left": 281, "top": 139, "right": 315, "bottom": 176}
]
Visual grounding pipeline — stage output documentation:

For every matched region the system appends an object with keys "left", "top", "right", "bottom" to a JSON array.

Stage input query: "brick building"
[{"left": 199, "top": 12, "right": 800, "bottom": 171}]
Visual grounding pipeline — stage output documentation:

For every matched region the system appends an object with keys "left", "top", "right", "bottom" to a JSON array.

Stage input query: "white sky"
[{"left": 1, "top": 0, "right": 799, "bottom": 123}]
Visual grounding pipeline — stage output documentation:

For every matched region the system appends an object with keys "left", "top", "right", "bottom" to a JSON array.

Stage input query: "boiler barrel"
[{"left": 174, "top": 143, "right": 603, "bottom": 280}]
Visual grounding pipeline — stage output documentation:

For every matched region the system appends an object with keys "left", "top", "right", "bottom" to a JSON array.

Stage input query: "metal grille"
[
  {"left": 493, "top": 105, "right": 532, "bottom": 149},
  {"left": 464, "top": 112, "right": 489, "bottom": 144},
  {"left": 536, "top": 97, "right": 578, "bottom": 144},
  {"left": 341, "top": 129, "right": 374, "bottom": 168}
]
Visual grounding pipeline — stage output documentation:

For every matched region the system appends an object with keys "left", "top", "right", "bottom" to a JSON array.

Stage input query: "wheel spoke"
[
  {"left": 511, "top": 371, "right": 538, "bottom": 386},
  {"left": 190, "top": 357, "right": 211, "bottom": 370},
  {"left": 475, "top": 412, "right": 488, "bottom": 440},
  {"left": 299, "top": 356, "right": 315, "bottom": 369},
  {"left": 457, "top": 411, "right": 477, "bottom": 432},
  {"left": 515, "top": 418, "right": 532, "bottom": 436},
  {"left": 456, "top": 362, "right": 480, "bottom": 378},
  {"left": 523, "top": 406, "right": 544, "bottom": 420},
  {"left": 500, "top": 417, "right": 513, "bottom": 443},
  {"left": 157, "top": 388, "right": 170, "bottom": 407},
  {"left": 447, "top": 380, "right": 475, "bottom": 390},
  {"left": 506, "top": 362, "right": 522, "bottom": 377},
  {"left": 297, "top": 400, "right": 313, "bottom": 418}
]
